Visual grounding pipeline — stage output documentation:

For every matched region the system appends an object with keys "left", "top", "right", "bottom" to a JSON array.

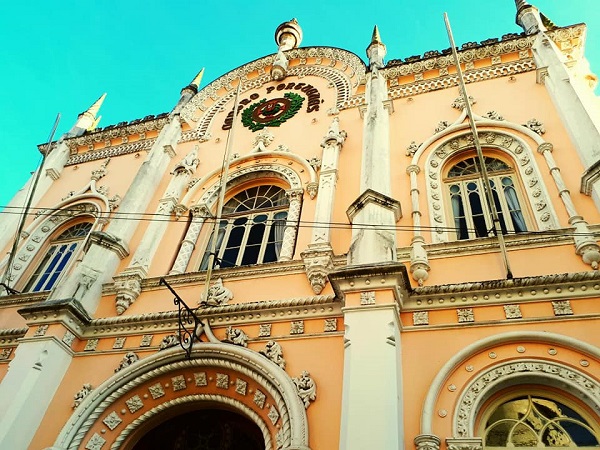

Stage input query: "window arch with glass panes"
[
  {"left": 24, "top": 222, "right": 93, "bottom": 292},
  {"left": 200, "top": 185, "right": 290, "bottom": 269},
  {"left": 480, "top": 390, "right": 600, "bottom": 449},
  {"left": 445, "top": 155, "right": 529, "bottom": 240}
]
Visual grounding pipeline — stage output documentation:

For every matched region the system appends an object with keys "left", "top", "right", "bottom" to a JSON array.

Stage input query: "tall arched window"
[
  {"left": 24, "top": 222, "right": 93, "bottom": 292},
  {"left": 483, "top": 394, "right": 600, "bottom": 448},
  {"left": 446, "top": 156, "right": 528, "bottom": 240},
  {"left": 200, "top": 185, "right": 289, "bottom": 269}
]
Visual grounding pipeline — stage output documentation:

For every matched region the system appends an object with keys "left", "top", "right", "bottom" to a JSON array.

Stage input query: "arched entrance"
[{"left": 129, "top": 408, "right": 264, "bottom": 450}]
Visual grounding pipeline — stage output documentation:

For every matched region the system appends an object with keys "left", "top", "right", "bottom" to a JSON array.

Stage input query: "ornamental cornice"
[
  {"left": 102, "top": 262, "right": 307, "bottom": 294},
  {"left": 65, "top": 140, "right": 154, "bottom": 166},
  {"left": 86, "top": 294, "right": 338, "bottom": 337},
  {"left": 0, "top": 327, "right": 28, "bottom": 343},
  {"left": 406, "top": 270, "right": 600, "bottom": 310}
]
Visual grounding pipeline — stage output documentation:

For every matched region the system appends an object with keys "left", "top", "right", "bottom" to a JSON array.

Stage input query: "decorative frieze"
[
  {"left": 258, "top": 324, "right": 272, "bottom": 337},
  {"left": 102, "top": 411, "right": 122, "bottom": 431},
  {"left": 149, "top": 383, "right": 165, "bottom": 399},
  {"left": 33, "top": 324, "right": 49, "bottom": 337},
  {"left": 125, "top": 395, "right": 144, "bottom": 413},
  {"left": 0, "top": 348, "right": 13, "bottom": 360},
  {"left": 268, "top": 405, "right": 280, "bottom": 425},
  {"left": 503, "top": 304, "right": 523, "bottom": 319},
  {"left": 457, "top": 308, "right": 474, "bottom": 323},
  {"left": 552, "top": 300, "right": 573, "bottom": 316},
  {"left": 324, "top": 318, "right": 337, "bottom": 332},
  {"left": 84, "top": 339, "right": 99, "bottom": 351},
  {"left": 413, "top": 311, "right": 429, "bottom": 326},
  {"left": 139, "top": 334, "right": 153, "bottom": 347},
  {"left": 224, "top": 326, "right": 248, "bottom": 347},
  {"left": 254, "top": 389, "right": 266, "bottom": 408},
  {"left": 290, "top": 321, "right": 304, "bottom": 335},
  {"left": 216, "top": 373, "right": 229, "bottom": 389},
  {"left": 114, "top": 352, "right": 139, "bottom": 372},
  {"left": 85, "top": 433, "right": 106, "bottom": 450},
  {"left": 360, "top": 291, "right": 376, "bottom": 305},
  {"left": 159, "top": 335, "right": 179, "bottom": 350},
  {"left": 235, "top": 379, "right": 248, "bottom": 395},
  {"left": 113, "top": 337, "right": 126, "bottom": 349},
  {"left": 194, "top": 372, "right": 207, "bottom": 387},
  {"left": 63, "top": 330, "right": 76, "bottom": 348},
  {"left": 171, "top": 375, "right": 187, "bottom": 391}
]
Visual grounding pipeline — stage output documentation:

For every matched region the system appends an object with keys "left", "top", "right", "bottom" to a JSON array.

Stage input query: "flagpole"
[
  {"left": 444, "top": 13, "right": 513, "bottom": 279},
  {"left": 202, "top": 80, "right": 243, "bottom": 302}
]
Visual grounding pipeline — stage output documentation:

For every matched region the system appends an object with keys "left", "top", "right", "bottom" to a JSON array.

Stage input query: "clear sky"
[{"left": 0, "top": 1, "right": 598, "bottom": 207}]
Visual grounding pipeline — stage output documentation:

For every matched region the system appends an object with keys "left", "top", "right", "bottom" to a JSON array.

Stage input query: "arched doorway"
[{"left": 130, "top": 408, "right": 264, "bottom": 450}]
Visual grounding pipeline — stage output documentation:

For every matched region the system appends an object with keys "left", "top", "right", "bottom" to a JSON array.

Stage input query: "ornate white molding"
[
  {"left": 453, "top": 359, "right": 600, "bottom": 438},
  {"left": 65, "top": 140, "right": 154, "bottom": 166},
  {"left": 52, "top": 343, "right": 310, "bottom": 450}
]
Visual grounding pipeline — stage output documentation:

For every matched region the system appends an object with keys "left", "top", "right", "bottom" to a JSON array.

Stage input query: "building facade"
[{"left": 1, "top": 2, "right": 600, "bottom": 449}]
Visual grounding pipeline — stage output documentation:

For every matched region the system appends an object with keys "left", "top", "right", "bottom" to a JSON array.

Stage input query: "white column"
[
  {"left": 169, "top": 205, "right": 210, "bottom": 275},
  {"left": 279, "top": 189, "right": 303, "bottom": 261}
]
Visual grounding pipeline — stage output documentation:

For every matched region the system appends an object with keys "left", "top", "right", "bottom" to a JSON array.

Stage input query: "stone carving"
[
  {"left": 406, "top": 141, "right": 420, "bottom": 157},
  {"left": 85, "top": 433, "right": 106, "bottom": 450},
  {"left": 63, "top": 330, "right": 76, "bottom": 348},
  {"left": 292, "top": 370, "right": 316, "bottom": 409},
  {"left": 524, "top": 118, "right": 545, "bottom": 135},
  {"left": 114, "top": 352, "right": 139, "bottom": 372},
  {"left": 139, "top": 335, "right": 153, "bottom": 347},
  {"left": 268, "top": 405, "right": 280, "bottom": 425},
  {"left": 0, "top": 348, "right": 13, "bottom": 360},
  {"left": 254, "top": 389, "right": 266, "bottom": 409},
  {"left": 84, "top": 339, "right": 99, "bottom": 351},
  {"left": 306, "top": 181, "right": 318, "bottom": 199},
  {"left": 457, "top": 308, "right": 474, "bottom": 323},
  {"left": 413, "top": 311, "right": 429, "bottom": 326},
  {"left": 125, "top": 395, "right": 144, "bottom": 413},
  {"left": 434, "top": 121, "right": 450, "bottom": 133},
  {"left": 552, "top": 300, "right": 573, "bottom": 316},
  {"left": 224, "top": 326, "right": 249, "bottom": 347},
  {"left": 446, "top": 438, "right": 483, "bottom": 450},
  {"left": 451, "top": 94, "right": 476, "bottom": 110},
  {"left": 73, "top": 383, "right": 93, "bottom": 409},
  {"left": 260, "top": 341, "right": 286, "bottom": 369},
  {"left": 301, "top": 247, "right": 334, "bottom": 294},
  {"left": 258, "top": 324, "right": 272, "bottom": 337},
  {"left": 251, "top": 129, "right": 274, "bottom": 152},
  {"left": 171, "top": 375, "right": 187, "bottom": 391},
  {"left": 172, "top": 147, "right": 199, "bottom": 176},
  {"left": 194, "top": 372, "right": 207, "bottom": 387},
  {"left": 33, "top": 325, "right": 48, "bottom": 337},
  {"left": 102, "top": 411, "right": 123, "bottom": 431},
  {"left": 113, "top": 337, "right": 126, "bottom": 349},
  {"left": 290, "top": 321, "right": 304, "bottom": 335},
  {"left": 114, "top": 271, "right": 144, "bottom": 315},
  {"left": 200, "top": 278, "right": 233, "bottom": 306},
  {"left": 307, "top": 157, "right": 321, "bottom": 171},
  {"left": 360, "top": 291, "right": 376, "bottom": 305},
  {"left": 149, "top": 383, "right": 165, "bottom": 399},
  {"left": 503, "top": 304, "right": 522, "bottom": 319},
  {"left": 159, "top": 334, "right": 179, "bottom": 350},
  {"left": 216, "top": 373, "right": 229, "bottom": 389},
  {"left": 414, "top": 434, "right": 442, "bottom": 450},
  {"left": 324, "top": 318, "right": 337, "bottom": 332},
  {"left": 485, "top": 111, "right": 504, "bottom": 121},
  {"left": 235, "top": 378, "right": 248, "bottom": 395}
]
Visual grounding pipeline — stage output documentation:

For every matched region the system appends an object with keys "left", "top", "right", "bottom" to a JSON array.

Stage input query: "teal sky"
[{"left": 0, "top": 1, "right": 598, "bottom": 208}]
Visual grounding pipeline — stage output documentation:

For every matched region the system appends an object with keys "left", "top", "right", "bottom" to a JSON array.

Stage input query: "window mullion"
[{"left": 460, "top": 181, "right": 477, "bottom": 239}]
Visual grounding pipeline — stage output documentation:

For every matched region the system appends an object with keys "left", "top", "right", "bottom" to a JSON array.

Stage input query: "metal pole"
[
  {"left": 444, "top": 13, "right": 513, "bottom": 279},
  {"left": 202, "top": 81, "right": 242, "bottom": 301},
  {"left": 1, "top": 113, "right": 61, "bottom": 290}
]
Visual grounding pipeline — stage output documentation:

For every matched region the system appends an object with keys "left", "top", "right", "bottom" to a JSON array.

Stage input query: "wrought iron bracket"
[{"left": 160, "top": 277, "right": 201, "bottom": 359}]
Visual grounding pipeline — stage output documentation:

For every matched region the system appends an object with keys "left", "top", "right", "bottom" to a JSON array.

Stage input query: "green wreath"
[{"left": 241, "top": 92, "right": 304, "bottom": 132}]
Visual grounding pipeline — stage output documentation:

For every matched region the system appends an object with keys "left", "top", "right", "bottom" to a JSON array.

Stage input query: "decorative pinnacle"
[
  {"left": 515, "top": 0, "right": 532, "bottom": 13},
  {"left": 189, "top": 68, "right": 205, "bottom": 90},
  {"left": 275, "top": 18, "right": 303, "bottom": 50},
  {"left": 371, "top": 25, "right": 382, "bottom": 46},
  {"left": 85, "top": 93, "right": 106, "bottom": 119}
]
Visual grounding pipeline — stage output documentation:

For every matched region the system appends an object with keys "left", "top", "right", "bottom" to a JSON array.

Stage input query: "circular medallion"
[{"left": 242, "top": 92, "right": 304, "bottom": 131}]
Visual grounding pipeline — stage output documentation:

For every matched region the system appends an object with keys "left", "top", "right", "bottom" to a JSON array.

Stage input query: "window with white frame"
[
  {"left": 200, "top": 185, "right": 289, "bottom": 269},
  {"left": 24, "top": 222, "right": 92, "bottom": 292},
  {"left": 483, "top": 394, "right": 600, "bottom": 448},
  {"left": 446, "top": 156, "right": 528, "bottom": 240}
]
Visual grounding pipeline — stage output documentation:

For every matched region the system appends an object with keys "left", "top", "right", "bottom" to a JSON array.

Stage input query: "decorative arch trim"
[
  {"left": 181, "top": 47, "right": 365, "bottom": 130},
  {"left": 6, "top": 199, "right": 105, "bottom": 288},
  {"left": 53, "top": 343, "right": 309, "bottom": 450},
  {"left": 113, "top": 394, "right": 272, "bottom": 450},
  {"left": 420, "top": 331, "right": 600, "bottom": 436},
  {"left": 453, "top": 358, "right": 600, "bottom": 438},
  {"left": 421, "top": 129, "right": 559, "bottom": 242}
]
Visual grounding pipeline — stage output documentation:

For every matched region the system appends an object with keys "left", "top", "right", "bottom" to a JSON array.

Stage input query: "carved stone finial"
[
  {"left": 223, "top": 326, "right": 248, "bottom": 347},
  {"left": 68, "top": 94, "right": 106, "bottom": 137},
  {"left": 200, "top": 278, "right": 233, "bottom": 306},
  {"left": 292, "top": 370, "right": 316, "bottom": 409},
  {"left": 260, "top": 340, "right": 286, "bottom": 369},
  {"left": 182, "top": 67, "right": 204, "bottom": 94},
  {"left": 366, "top": 25, "right": 386, "bottom": 69},
  {"left": 321, "top": 117, "right": 347, "bottom": 148},
  {"left": 271, "top": 19, "right": 303, "bottom": 81},
  {"left": 114, "top": 352, "right": 139, "bottom": 373},
  {"left": 73, "top": 383, "right": 93, "bottom": 409}
]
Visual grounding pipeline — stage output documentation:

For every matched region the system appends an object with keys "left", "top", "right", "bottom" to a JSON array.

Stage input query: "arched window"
[
  {"left": 24, "top": 222, "right": 93, "bottom": 292},
  {"left": 200, "top": 185, "right": 289, "bottom": 269},
  {"left": 446, "top": 156, "right": 528, "bottom": 240},
  {"left": 483, "top": 394, "right": 600, "bottom": 448}
]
